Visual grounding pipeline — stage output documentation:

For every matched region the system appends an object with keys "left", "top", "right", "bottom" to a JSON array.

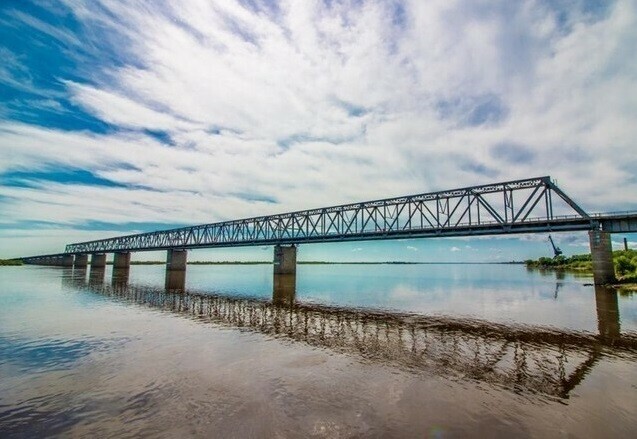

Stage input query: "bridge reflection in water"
[{"left": 65, "top": 269, "right": 636, "bottom": 400}]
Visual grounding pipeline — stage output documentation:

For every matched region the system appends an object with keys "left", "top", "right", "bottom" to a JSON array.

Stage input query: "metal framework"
[{"left": 64, "top": 176, "right": 596, "bottom": 254}]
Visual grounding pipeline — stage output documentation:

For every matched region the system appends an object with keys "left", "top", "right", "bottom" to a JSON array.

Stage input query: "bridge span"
[{"left": 22, "top": 176, "right": 637, "bottom": 286}]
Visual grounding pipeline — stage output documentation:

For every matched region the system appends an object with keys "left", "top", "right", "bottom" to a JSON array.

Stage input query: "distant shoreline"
[
  {"left": 1, "top": 259, "right": 525, "bottom": 267},
  {"left": 127, "top": 260, "right": 525, "bottom": 266}
]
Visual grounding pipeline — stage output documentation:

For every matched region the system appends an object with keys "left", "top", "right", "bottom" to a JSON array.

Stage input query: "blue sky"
[{"left": 1, "top": 0, "right": 636, "bottom": 261}]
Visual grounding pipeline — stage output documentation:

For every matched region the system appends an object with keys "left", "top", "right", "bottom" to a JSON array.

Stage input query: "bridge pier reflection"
[
  {"left": 71, "top": 267, "right": 87, "bottom": 286},
  {"left": 88, "top": 266, "right": 105, "bottom": 285},
  {"left": 112, "top": 267, "right": 130, "bottom": 289},
  {"left": 595, "top": 285, "right": 620, "bottom": 341},
  {"left": 74, "top": 280, "right": 637, "bottom": 399}
]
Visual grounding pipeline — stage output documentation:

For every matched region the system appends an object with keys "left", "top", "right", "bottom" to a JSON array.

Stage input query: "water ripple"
[{"left": 0, "top": 335, "right": 129, "bottom": 373}]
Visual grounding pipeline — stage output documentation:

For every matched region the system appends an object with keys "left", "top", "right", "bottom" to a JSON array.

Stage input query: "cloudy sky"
[{"left": 1, "top": 0, "right": 636, "bottom": 261}]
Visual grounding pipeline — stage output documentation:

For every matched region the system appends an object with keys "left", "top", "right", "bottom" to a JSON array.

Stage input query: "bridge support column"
[
  {"left": 90, "top": 253, "right": 106, "bottom": 268},
  {"left": 74, "top": 254, "right": 88, "bottom": 268},
  {"left": 589, "top": 230, "right": 616, "bottom": 285},
  {"left": 273, "top": 274, "right": 296, "bottom": 306},
  {"left": 113, "top": 252, "right": 131, "bottom": 269},
  {"left": 112, "top": 252, "right": 131, "bottom": 288},
  {"left": 165, "top": 249, "right": 187, "bottom": 291},
  {"left": 61, "top": 254, "right": 74, "bottom": 267},
  {"left": 165, "top": 270, "right": 186, "bottom": 291},
  {"left": 274, "top": 245, "right": 296, "bottom": 275},
  {"left": 167, "top": 249, "right": 187, "bottom": 271},
  {"left": 89, "top": 253, "right": 106, "bottom": 285}
]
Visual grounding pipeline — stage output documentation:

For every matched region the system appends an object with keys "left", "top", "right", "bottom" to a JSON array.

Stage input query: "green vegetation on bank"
[
  {"left": 525, "top": 249, "right": 637, "bottom": 281},
  {"left": 136, "top": 261, "right": 422, "bottom": 264},
  {"left": 5, "top": 259, "right": 526, "bottom": 267}
]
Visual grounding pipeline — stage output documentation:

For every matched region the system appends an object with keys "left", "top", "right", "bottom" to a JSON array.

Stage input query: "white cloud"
[
  {"left": 2, "top": 0, "right": 637, "bottom": 256},
  {"left": 450, "top": 246, "right": 460, "bottom": 252},
  {"left": 67, "top": 82, "right": 202, "bottom": 131},
  {"left": 612, "top": 240, "right": 636, "bottom": 250}
]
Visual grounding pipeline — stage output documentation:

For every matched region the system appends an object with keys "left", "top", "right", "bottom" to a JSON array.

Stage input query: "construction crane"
[{"left": 548, "top": 235, "right": 563, "bottom": 258}]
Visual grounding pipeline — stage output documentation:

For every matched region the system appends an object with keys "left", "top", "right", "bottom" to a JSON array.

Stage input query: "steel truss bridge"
[
  {"left": 62, "top": 176, "right": 637, "bottom": 255},
  {"left": 72, "top": 278, "right": 637, "bottom": 399}
]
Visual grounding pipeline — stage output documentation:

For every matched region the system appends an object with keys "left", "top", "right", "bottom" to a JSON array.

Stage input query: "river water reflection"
[{"left": 1, "top": 264, "right": 636, "bottom": 437}]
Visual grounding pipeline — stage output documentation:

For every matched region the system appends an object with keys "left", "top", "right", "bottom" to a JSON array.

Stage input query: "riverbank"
[{"left": 525, "top": 249, "right": 637, "bottom": 288}]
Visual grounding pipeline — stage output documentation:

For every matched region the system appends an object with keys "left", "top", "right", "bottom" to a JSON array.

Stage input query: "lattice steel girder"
[{"left": 63, "top": 176, "right": 594, "bottom": 254}]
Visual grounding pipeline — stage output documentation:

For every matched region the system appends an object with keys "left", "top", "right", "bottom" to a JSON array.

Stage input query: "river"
[{"left": 1, "top": 264, "right": 636, "bottom": 437}]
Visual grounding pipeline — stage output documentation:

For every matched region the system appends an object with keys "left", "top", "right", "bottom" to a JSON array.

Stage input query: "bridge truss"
[{"left": 65, "top": 176, "right": 594, "bottom": 254}]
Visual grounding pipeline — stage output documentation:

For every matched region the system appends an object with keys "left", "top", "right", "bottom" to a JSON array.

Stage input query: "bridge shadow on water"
[{"left": 62, "top": 268, "right": 637, "bottom": 401}]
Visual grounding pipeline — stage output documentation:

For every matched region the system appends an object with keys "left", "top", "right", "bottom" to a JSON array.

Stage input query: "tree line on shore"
[{"left": 525, "top": 249, "right": 637, "bottom": 281}]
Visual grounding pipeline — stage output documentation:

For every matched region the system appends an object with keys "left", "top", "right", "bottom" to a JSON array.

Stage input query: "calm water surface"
[{"left": 1, "top": 264, "right": 636, "bottom": 438}]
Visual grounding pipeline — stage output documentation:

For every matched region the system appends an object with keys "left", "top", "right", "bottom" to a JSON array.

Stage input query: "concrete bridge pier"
[
  {"left": 165, "top": 270, "right": 186, "bottom": 291},
  {"left": 165, "top": 249, "right": 187, "bottom": 291},
  {"left": 273, "top": 274, "right": 296, "bottom": 306},
  {"left": 89, "top": 253, "right": 106, "bottom": 285},
  {"left": 113, "top": 252, "right": 131, "bottom": 269},
  {"left": 61, "top": 254, "right": 74, "bottom": 267},
  {"left": 167, "top": 249, "right": 187, "bottom": 271},
  {"left": 112, "top": 252, "right": 131, "bottom": 288},
  {"left": 74, "top": 254, "right": 88, "bottom": 268},
  {"left": 274, "top": 245, "right": 297, "bottom": 275},
  {"left": 589, "top": 230, "right": 616, "bottom": 285},
  {"left": 90, "top": 253, "right": 106, "bottom": 268},
  {"left": 273, "top": 245, "right": 297, "bottom": 306}
]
